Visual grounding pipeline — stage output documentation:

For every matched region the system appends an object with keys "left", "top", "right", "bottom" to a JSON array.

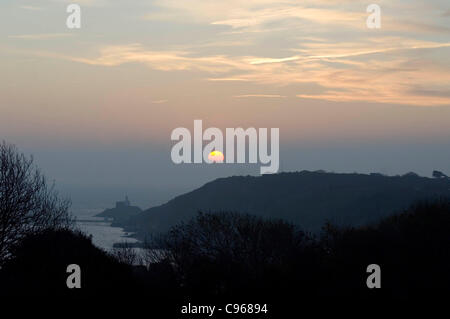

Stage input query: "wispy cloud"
[
  {"left": 8, "top": 33, "right": 74, "bottom": 40},
  {"left": 211, "top": 6, "right": 364, "bottom": 31},
  {"left": 208, "top": 77, "right": 250, "bottom": 82},
  {"left": 19, "top": 5, "right": 44, "bottom": 11},
  {"left": 55, "top": 44, "right": 248, "bottom": 73},
  {"left": 152, "top": 99, "right": 168, "bottom": 104},
  {"left": 7, "top": 0, "right": 450, "bottom": 107},
  {"left": 249, "top": 56, "right": 300, "bottom": 65},
  {"left": 50, "top": 0, "right": 109, "bottom": 6},
  {"left": 234, "top": 94, "right": 286, "bottom": 98},
  {"left": 27, "top": 38, "right": 450, "bottom": 106},
  {"left": 149, "top": 0, "right": 449, "bottom": 35}
]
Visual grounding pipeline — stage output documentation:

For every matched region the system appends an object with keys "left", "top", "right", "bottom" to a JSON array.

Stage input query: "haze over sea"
[{"left": 73, "top": 208, "right": 139, "bottom": 251}]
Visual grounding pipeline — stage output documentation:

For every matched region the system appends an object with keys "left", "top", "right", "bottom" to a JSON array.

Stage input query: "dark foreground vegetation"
[
  {"left": 1, "top": 199, "right": 449, "bottom": 304},
  {"left": 1, "top": 142, "right": 449, "bottom": 310}
]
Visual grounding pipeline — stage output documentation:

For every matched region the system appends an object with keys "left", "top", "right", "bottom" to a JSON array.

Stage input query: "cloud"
[
  {"left": 293, "top": 54, "right": 450, "bottom": 106},
  {"left": 50, "top": 0, "right": 109, "bottom": 6},
  {"left": 291, "top": 40, "right": 450, "bottom": 61},
  {"left": 149, "top": 0, "right": 449, "bottom": 35},
  {"left": 8, "top": 33, "right": 75, "bottom": 39},
  {"left": 19, "top": 5, "right": 44, "bottom": 11},
  {"left": 211, "top": 6, "right": 364, "bottom": 31},
  {"left": 233, "top": 94, "right": 286, "bottom": 98},
  {"left": 249, "top": 56, "right": 300, "bottom": 65},
  {"left": 33, "top": 38, "right": 449, "bottom": 106},
  {"left": 10, "top": 0, "right": 450, "bottom": 107},
  {"left": 47, "top": 44, "right": 250, "bottom": 74},
  {"left": 208, "top": 77, "right": 250, "bottom": 82},
  {"left": 152, "top": 99, "right": 168, "bottom": 104}
]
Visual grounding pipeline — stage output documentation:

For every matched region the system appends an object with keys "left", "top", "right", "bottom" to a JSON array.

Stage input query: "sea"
[{"left": 73, "top": 208, "right": 140, "bottom": 252}]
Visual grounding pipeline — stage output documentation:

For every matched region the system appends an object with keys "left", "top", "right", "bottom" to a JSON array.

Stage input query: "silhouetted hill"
[{"left": 119, "top": 171, "right": 450, "bottom": 239}]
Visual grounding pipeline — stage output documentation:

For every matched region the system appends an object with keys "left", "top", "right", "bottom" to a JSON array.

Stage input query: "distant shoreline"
[{"left": 75, "top": 212, "right": 141, "bottom": 251}]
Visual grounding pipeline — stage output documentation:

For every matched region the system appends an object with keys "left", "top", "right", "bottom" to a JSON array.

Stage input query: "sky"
[{"left": 1, "top": 0, "right": 450, "bottom": 209}]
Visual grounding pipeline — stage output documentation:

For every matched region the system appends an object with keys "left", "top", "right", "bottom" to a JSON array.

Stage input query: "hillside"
[
  {"left": 95, "top": 196, "right": 142, "bottom": 223},
  {"left": 117, "top": 171, "right": 450, "bottom": 239},
  {"left": 96, "top": 206, "right": 142, "bottom": 223}
]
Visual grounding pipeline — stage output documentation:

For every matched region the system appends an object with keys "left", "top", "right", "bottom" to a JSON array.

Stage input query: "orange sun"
[{"left": 208, "top": 150, "right": 224, "bottom": 163}]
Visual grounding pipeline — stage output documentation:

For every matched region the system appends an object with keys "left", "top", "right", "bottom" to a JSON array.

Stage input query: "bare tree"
[
  {"left": 433, "top": 170, "right": 448, "bottom": 179},
  {"left": 112, "top": 242, "right": 142, "bottom": 265},
  {"left": 0, "top": 142, "right": 73, "bottom": 264},
  {"left": 142, "top": 238, "right": 169, "bottom": 268},
  {"left": 159, "top": 212, "right": 309, "bottom": 276}
]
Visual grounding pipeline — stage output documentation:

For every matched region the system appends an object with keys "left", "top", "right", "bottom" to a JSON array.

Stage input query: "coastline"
[{"left": 73, "top": 208, "right": 141, "bottom": 251}]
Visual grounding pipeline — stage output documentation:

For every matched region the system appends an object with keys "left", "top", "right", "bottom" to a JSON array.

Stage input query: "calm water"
[{"left": 73, "top": 208, "right": 139, "bottom": 251}]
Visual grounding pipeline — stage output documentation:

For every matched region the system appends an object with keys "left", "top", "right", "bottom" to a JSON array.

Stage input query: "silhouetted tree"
[
  {"left": 319, "top": 198, "right": 450, "bottom": 299},
  {"left": 112, "top": 242, "right": 142, "bottom": 265},
  {"left": 0, "top": 142, "right": 72, "bottom": 264},
  {"left": 433, "top": 170, "right": 448, "bottom": 179},
  {"left": 156, "top": 212, "right": 315, "bottom": 297},
  {"left": 0, "top": 177, "right": 448, "bottom": 301},
  {"left": 151, "top": 201, "right": 450, "bottom": 300},
  {"left": 0, "top": 229, "right": 134, "bottom": 295}
]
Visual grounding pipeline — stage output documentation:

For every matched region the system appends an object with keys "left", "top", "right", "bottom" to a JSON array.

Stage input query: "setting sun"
[{"left": 208, "top": 150, "right": 224, "bottom": 163}]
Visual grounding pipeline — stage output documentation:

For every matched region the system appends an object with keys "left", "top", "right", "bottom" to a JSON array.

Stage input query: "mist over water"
[{"left": 73, "top": 208, "right": 139, "bottom": 251}]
